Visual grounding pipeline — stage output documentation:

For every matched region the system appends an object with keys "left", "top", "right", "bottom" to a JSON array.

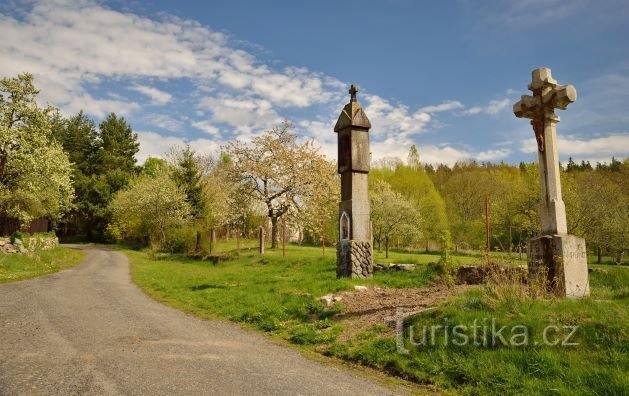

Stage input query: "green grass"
[
  {"left": 124, "top": 241, "right": 628, "bottom": 395},
  {"left": 328, "top": 266, "right": 629, "bottom": 395},
  {"left": 0, "top": 246, "right": 85, "bottom": 283},
  {"left": 127, "top": 243, "right": 440, "bottom": 330}
]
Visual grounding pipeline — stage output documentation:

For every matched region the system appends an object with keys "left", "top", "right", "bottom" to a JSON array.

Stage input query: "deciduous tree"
[
  {"left": 0, "top": 73, "right": 73, "bottom": 229},
  {"left": 224, "top": 121, "right": 334, "bottom": 248}
]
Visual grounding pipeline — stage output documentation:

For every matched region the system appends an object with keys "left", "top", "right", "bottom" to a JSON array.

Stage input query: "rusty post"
[
  {"left": 282, "top": 219, "right": 286, "bottom": 257},
  {"left": 321, "top": 220, "right": 325, "bottom": 257},
  {"left": 485, "top": 193, "right": 490, "bottom": 262}
]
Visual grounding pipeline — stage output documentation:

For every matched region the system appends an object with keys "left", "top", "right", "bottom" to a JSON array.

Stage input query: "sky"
[{"left": 1, "top": 0, "right": 628, "bottom": 165}]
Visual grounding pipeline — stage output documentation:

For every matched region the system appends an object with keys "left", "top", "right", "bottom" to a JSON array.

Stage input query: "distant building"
[{"left": 0, "top": 217, "right": 50, "bottom": 236}]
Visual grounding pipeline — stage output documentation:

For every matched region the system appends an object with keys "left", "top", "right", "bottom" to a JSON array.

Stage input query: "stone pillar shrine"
[
  {"left": 514, "top": 67, "right": 590, "bottom": 297},
  {"left": 335, "top": 84, "right": 373, "bottom": 278}
]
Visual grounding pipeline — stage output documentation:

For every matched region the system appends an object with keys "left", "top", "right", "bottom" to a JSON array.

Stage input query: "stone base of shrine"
[
  {"left": 337, "top": 240, "right": 373, "bottom": 279},
  {"left": 527, "top": 234, "right": 590, "bottom": 298}
]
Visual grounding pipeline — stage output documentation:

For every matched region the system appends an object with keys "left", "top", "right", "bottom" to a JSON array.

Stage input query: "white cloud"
[
  {"left": 0, "top": 0, "right": 528, "bottom": 164},
  {"left": 419, "top": 100, "right": 464, "bottom": 113},
  {"left": 0, "top": 0, "right": 338, "bottom": 117},
  {"left": 130, "top": 84, "right": 172, "bottom": 105},
  {"left": 191, "top": 120, "right": 220, "bottom": 136},
  {"left": 477, "top": 148, "right": 512, "bottom": 161},
  {"left": 520, "top": 133, "right": 629, "bottom": 160},
  {"left": 147, "top": 114, "right": 184, "bottom": 132},
  {"left": 199, "top": 95, "right": 281, "bottom": 135},
  {"left": 366, "top": 135, "right": 511, "bottom": 167},
  {"left": 136, "top": 131, "right": 222, "bottom": 164},
  {"left": 363, "top": 94, "right": 431, "bottom": 137},
  {"left": 63, "top": 93, "right": 141, "bottom": 118},
  {"left": 463, "top": 98, "right": 510, "bottom": 116},
  {"left": 485, "top": 99, "right": 510, "bottom": 115}
]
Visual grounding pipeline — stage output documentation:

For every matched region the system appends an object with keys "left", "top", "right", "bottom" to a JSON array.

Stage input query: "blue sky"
[{"left": 1, "top": 0, "right": 628, "bottom": 165}]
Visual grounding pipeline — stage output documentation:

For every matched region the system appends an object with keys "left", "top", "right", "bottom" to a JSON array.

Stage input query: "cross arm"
[
  {"left": 513, "top": 95, "right": 539, "bottom": 119},
  {"left": 544, "top": 84, "right": 577, "bottom": 110}
]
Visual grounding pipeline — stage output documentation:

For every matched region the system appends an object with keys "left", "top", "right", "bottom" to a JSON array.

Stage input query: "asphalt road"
[{"left": 0, "top": 246, "right": 397, "bottom": 395}]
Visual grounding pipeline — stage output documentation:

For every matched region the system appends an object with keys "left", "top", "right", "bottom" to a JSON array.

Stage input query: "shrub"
[{"left": 162, "top": 226, "right": 196, "bottom": 254}]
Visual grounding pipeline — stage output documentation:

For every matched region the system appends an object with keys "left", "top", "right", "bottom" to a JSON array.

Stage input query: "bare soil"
[{"left": 333, "top": 284, "right": 474, "bottom": 340}]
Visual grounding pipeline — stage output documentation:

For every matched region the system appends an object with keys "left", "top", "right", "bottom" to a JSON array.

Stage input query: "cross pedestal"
[{"left": 514, "top": 68, "right": 589, "bottom": 297}]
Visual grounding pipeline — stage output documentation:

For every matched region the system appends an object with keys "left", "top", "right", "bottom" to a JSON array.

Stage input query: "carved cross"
[
  {"left": 349, "top": 84, "right": 358, "bottom": 102},
  {"left": 514, "top": 68, "right": 577, "bottom": 152},
  {"left": 513, "top": 67, "right": 576, "bottom": 236}
]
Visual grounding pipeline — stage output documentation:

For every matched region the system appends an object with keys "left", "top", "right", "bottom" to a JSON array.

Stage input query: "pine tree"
[
  {"left": 169, "top": 145, "right": 205, "bottom": 218},
  {"left": 99, "top": 113, "right": 139, "bottom": 174}
]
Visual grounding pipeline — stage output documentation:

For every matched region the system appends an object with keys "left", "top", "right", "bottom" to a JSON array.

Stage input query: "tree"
[
  {"left": 89, "top": 113, "right": 140, "bottom": 239},
  {"left": 168, "top": 145, "right": 207, "bottom": 218},
  {"left": 224, "top": 121, "right": 334, "bottom": 248},
  {"left": 381, "top": 163, "right": 448, "bottom": 251},
  {"left": 564, "top": 170, "right": 628, "bottom": 263},
  {"left": 370, "top": 180, "right": 420, "bottom": 257},
  {"left": 407, "top": 144, "right": 421, "bottom": 170},
  {"left": 0, "top": 73, "right": 74, "bottom": 229},
  {"left": 54, "top": 111, "right": 100, "bottom": 174},
  {"left": 99, "top": 113, "right": 139, "bottom": 174},
  {"left": 108, "top": 168, "right": 192, "bottom": 247},
  {"left": 289, "top": 159, "right": 338, "bottom": 244},
  {"left": 203, "top": 158, "right": 257, "bottom": 243},
  {"left": 52, "top": 110, "right": 102, "bottom": 237},
  {"left": 141, "top": 157, "right": 167, "bottom": 177}
]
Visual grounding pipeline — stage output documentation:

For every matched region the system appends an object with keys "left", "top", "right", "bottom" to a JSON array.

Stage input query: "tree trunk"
[
  {"left": 385, "top": 236, "right": 389, "bottom": 258},
  {"left": 271, "top": 217, "right": 278, "bottom": 249},
  {"left": 508, "top": 225, "right": 513, "bottom": 256},
  {"left": 597, "top": 246, "right": 602, "bottom": 264}
]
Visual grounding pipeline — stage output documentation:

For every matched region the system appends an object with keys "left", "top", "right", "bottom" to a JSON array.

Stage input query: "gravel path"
[{"left": 0, "top": 246, "right": 398, "bottom": 395}]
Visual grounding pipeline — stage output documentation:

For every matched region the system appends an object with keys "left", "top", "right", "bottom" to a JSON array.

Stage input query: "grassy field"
[
  {"left": 329, "top": 266, "right": 628, "bottom": 394},
  {"left": 125, "top": 241, "right": 628, "bottom": 395},
  {"left": 0, "top": 246, "right": 84, "bottom": 283}
]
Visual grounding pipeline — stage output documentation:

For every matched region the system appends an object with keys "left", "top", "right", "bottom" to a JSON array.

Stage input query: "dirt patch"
[
  {"left": 333, "top": 284, "right": 473, "bottom": 340},
  {"left": 456, "top": 264, "right": 528, "bottom": 285}
]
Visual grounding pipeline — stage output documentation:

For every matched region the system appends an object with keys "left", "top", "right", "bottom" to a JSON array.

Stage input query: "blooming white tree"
[
  {"left": 224, "top": 121, "right": 337, "bottom": 248},
  {"left": 108, "top": 167, "right": 192, "bottom": 247},
  {"left": 0, "top": 73, "right": 74, "bottom": 228},
  {"left": 370, "top": 179, "right": 421, "bottom": 257}
]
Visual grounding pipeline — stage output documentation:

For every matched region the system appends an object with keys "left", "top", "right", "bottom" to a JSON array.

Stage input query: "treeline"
[
  {"left": 370, "top": 147, "right": 628, "bottom": 263},
  {"left": 2, "top": 73, "right": 626, "bottom": 262}
]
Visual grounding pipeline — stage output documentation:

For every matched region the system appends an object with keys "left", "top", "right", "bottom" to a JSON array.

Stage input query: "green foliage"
[
  {"left": 0, "top": 73, "right": 74, "bottom": 227},
  {"left": 141, "top": 157, "right": 167, "bottom": 177},
  {"left": 162, "top": 225, "right": 197, "bottom": 254},
  {"left": 50, "top": 109, "right": 140, "bottom": 241},
  {"left": 168, "top": 145, "right": 206, "bottom": 218},
  {"left": 563, "top": 168, "right": 628, "bottom": 260},
  {"left": 126, "top": 243, "right": 629, "bottom": 394},
  {"left": 369, "top": 179, "right": 421, "bottom": 253},
  {"left": 126, "top": 244, "right": 439, "bottom": 335},
  {"left": 99, "top": 113, "right": 139, "bottom": 174},
  {"left": 371, "top": 161, "right": 448, "bottom": 250},
  {"left": 108, "top": 168, "right": 192, "bottom": 248},
  {"left": 328, "top": 265, "right": 629, "bottom": 395},
  {"left": 288, "top": 320, "right": 342, "bottom": 345},
  {"left": 0, "top": 246, "right": 84, "bottom": 283}
]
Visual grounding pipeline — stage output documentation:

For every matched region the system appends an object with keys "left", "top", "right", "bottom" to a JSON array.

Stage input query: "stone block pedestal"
[
  {"left": 337, "top": 240, "right": 373, "bottom": 278},
  {"left": 527, "top": 234, "right": 590, "bottom": 298}
]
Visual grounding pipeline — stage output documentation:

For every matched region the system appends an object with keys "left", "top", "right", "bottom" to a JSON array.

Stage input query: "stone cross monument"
[
  {"left": 335, "top": 84, "right": 373, "bottom": 278},
  {"left": 514, "top": 67, "right": 589, "bottom": 297}
]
